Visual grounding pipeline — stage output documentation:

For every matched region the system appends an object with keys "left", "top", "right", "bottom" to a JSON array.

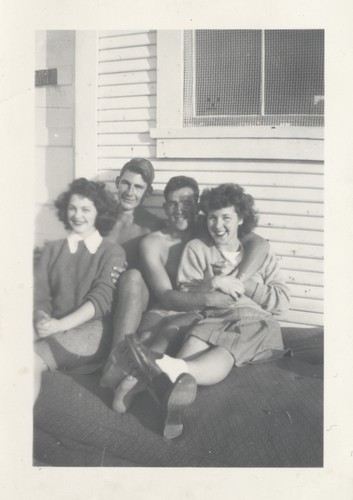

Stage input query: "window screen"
[{"left": 183, "top": 30, "right": 324, "bottom": 127}]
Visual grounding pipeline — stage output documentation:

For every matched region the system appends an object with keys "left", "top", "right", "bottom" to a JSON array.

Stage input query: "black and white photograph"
[
  {"left": 1, "top": 2, "right": 353, "bottom": 499},
  {"left": 33, "top": 29, "right": 324, "bottom": 467}
]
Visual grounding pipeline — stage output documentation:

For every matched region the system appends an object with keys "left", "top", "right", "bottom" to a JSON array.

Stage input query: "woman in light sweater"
[
  {"left": 122, "top": 183, "right": 290, "bottom": 438},
  {"left": 34, "top": 178, "right": 125, "bottom": 399}
]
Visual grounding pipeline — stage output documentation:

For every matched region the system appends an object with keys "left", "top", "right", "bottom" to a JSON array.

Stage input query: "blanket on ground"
[{"left": 33, "top": 327, "right": 323, "bottom": 467}]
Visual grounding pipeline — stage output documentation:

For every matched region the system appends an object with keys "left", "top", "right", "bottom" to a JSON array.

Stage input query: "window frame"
[{"left": 150, "top": 30, "right": 324, "bottom": 161}]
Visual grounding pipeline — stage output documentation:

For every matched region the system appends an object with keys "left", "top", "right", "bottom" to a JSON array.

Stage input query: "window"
[
  {"left": 183, "top": 30, "right": 324, "bottom": 127},
  {"left": 152, "top": 30, "right": 324, "bottom": 160}
]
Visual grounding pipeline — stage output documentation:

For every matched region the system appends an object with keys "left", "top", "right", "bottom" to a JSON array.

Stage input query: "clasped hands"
[
  {"left": 34, "top": 310, "right": 65, "bottom": 338},
  {"left": 212, "top": 275, "right": 245, "bottom": 301}
]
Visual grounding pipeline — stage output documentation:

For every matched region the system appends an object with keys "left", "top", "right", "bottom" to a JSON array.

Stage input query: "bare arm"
[
  {"left": 140, "top": 235, "right": 234, "bottom": 311},
  {"left": 238, "top": 232, "right": 269, "bottom": 281},
  {"left": 35, "top": 301, "right": 96, "bottom": 337}
]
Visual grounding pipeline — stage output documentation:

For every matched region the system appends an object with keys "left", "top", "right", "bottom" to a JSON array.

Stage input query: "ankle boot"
[{"left": 125, "top": 334, "right": 197, "bottom": 439}]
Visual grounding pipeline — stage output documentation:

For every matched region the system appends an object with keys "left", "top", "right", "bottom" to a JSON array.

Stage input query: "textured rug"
[{"left": 33, "top": 327, "right": 323, "bottom": 467}]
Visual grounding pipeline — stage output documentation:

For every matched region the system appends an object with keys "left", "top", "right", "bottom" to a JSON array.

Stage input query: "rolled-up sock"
[{"left": 156, "top": 355, "right": 190, "bottom": 383}]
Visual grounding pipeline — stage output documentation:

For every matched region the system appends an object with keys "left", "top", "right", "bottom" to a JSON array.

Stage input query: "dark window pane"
[
  {"left": 195, "top": 30, "right": 262, "bottom": 116},
  {"left": 265, "top": 30, "right": 324, "bottom": 115}
]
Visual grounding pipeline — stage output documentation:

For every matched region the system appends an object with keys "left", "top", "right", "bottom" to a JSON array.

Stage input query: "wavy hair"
[
  {"left": 199, "top": 183, "right": 258, "bottom": 237},
  {"left": 55, "top": 178, "right": 119, "bottom": 236},
  {"left": 163, "top": 176, "right": 200, "bottom": 201}
]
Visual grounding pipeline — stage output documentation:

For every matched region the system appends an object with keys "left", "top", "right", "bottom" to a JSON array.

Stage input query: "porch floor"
[{"left": 33, "top": 327, "right": 323, "bottom": 467}]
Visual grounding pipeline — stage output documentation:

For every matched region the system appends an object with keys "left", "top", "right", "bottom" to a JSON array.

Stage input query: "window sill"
[{"left": 150, "top": 126, "right": 324, "bottom": 140}]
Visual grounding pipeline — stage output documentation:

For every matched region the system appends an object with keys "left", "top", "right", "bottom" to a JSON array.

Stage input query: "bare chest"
[
  {"left": 160, "top": 240, "right": 186, "bottom": 283},
  {"left": 106, "top": 219, "right": 149, "bottom": 246}
]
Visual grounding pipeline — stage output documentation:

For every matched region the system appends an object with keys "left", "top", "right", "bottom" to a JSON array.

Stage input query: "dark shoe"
[
  {"left": 125, "top": 334, "right": 197, "bottom": 439},
  {"left": 162, "top": 373, "right": 197, "bottom": 439},
  {"left": 125, "top": 334, "right": 164, "bottom": 382},
  {"left": 100, "top": 339, "right": 138, "bottom": 389}
]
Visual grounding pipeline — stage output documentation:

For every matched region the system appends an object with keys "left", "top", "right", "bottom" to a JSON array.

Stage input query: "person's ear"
[{"left": 115, "top": 176, "right": 120, "bottom": 189}]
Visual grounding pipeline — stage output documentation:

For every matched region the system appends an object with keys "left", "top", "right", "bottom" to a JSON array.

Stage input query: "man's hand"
[
  {"left": 206, "top": 291, "right": 236, "bottom": 308},
  {"left": 110, "top": 261, "right": 127, "bottom": 285},
  {"left": 212, "top": 276, "right": 245, "bottom": 301},
  {"left": 35, "top": 317, "right": 64, "bottom": 338}
]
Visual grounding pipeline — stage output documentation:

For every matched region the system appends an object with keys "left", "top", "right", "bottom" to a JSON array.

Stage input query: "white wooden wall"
[
  {"left": 97, "top": 31, "right": 157, "bottom": 161},
  {"left": 35, "top": 31, "right": 75, "bottom": 245},
  {"left": 97, "top": 30, "right": 324, "bottom": 329}
]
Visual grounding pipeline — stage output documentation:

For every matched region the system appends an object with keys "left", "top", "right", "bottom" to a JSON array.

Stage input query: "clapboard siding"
[
  {"left": 99, "top": 84, "right": 157, "bottom": 98},
  {"left": 99, "top": 96, "right": 157, "bottom": 108},
  {"left": 98, "top": 108, "right": 156, "bottom": 122},
  {"left": 99, "top": 32, "right": 157, "bottom": 50},
  {"left": 98, "top": 133, "right": 154, "bottom": 146},
  {"left": 97, "top": 30, "right": 157, "bottom": 170},
  {"left": 99, "top": 58, "right": 157, "bottom": 74},
  {"left": 98, "top": 121, "right": 155, "bottom": 134},
  {"left": 99, "top": 70, "right": 156, "bottom": 86},
  {"left": 98, "top": 158, "right": 323, "bottom": 174},
  {"left": 136, "top": 196, "right": 323, "bottom": 218},
  {"left": 96, "top": 31, "right": 324, "bottom": 328}
]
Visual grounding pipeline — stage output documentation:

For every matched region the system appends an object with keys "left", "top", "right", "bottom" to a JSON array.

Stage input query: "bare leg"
[
  {"left": 177, "top": 336, "right": 234, "bottom": 385},
  {"left": 110, "top": 312, "right": 201, "bottom": 412},
  {"left": 139, "top": 311, "right": 201, "bottom": 354},
  {"left": 112, "top": 311, "right": 166, "bottom": 412},
  {"left": 100, "top": 269, "right": 149, "bottom": 389},
  {"left": 137, "top": 311, "right": 167, "bottom": 347},
  {"left": 177, "top": 335, "right": 210, "bottom": 359},
  {"left": 112, "top": 312, "right": 199, "bottom": 413},
  {"left": 112, "top": 269, "right": 149, "bottom": 346},
  {"left": 185, "top": 346, "right": 234, "bottom": 385}
]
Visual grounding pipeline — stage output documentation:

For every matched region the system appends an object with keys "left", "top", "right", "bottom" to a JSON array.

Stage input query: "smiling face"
[
  {"left": 67, "top": 194, "right": 98, "bottom": 239},
  {"left": 116, "top": 169, "right": 149, "bottom": 212},
  {"left": 164, "top": 186, "right": 197, "bottom": 234},
  {"left": 206, "top": 205, "right": 243, "bottom": 250}
]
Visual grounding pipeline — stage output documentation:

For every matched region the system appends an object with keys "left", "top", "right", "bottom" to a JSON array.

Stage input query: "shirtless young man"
[
  {"left": 102, "top": 158, "right": 164, "bottom": 373},
  {"left": 108, "top": 175, "right": 269, "bottom": 413}
]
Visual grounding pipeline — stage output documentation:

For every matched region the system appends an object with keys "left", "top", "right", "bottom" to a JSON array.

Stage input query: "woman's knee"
[{"left": 177, "top": 335, "right": 209, "bottom": 359}]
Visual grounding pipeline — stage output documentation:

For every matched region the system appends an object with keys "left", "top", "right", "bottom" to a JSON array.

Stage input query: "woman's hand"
[
  {"left": 212, "top": 276, "right": 245, "bottom": 300},
  {"left": 36, "top": 317, "right": 64, "bottom": 338},
  {"left": 110, "top": 261, "right": 127, "bottom": 285},
  {"left": 34, "top": 309, "right": 50, "bottom": 324}
]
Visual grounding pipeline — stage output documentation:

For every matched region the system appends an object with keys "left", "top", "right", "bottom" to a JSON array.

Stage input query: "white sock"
[{"left": 156, "top": 355, "right": 190, "bottom": 383}]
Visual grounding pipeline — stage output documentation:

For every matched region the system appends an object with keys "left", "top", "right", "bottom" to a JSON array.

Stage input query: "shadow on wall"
[{"left": 34, "top": 204, "right": 67, "bottom": 248}]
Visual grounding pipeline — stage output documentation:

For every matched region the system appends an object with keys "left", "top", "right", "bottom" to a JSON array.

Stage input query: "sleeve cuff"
[
  {"left": 244, "top": 279, "right": 266, "bottom": 305},
  {"left": 86, "top": 297, "right": 101, "bottom": 319}
]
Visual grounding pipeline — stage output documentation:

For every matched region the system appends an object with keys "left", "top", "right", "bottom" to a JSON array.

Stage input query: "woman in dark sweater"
[{"left": 34, "top": 178, "right": 125, "bottom": 398}]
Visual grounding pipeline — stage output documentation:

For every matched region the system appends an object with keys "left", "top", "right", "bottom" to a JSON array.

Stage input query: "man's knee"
[
  {"left": 115, "top": 268, "right": 149, "bottom": 310},
  {"left": 120, "top": 268, "right": 144, "bottom": 287}
]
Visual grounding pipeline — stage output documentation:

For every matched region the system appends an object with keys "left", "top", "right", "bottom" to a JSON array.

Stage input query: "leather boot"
[{"left": 125, "top": 334, "right": 197, "bottom": 439}]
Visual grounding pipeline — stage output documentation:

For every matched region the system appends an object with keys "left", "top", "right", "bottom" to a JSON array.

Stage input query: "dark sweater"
[{"left": 34, "top": 239, "right": 125, "bottom": 320}]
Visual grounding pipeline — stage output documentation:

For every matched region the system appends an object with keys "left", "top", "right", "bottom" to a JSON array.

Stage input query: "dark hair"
[
  {"left": 163, "top": 176, "right": 200, "bottom": 201},
  {"left": 199, "top": 183, "right": 258, "bottom": 237},
  {"left": 116, "top": 158, "right": 154, "bottom": 191},
  {"left": 55, "top": 178, "right": 119, "bottom": 236}
]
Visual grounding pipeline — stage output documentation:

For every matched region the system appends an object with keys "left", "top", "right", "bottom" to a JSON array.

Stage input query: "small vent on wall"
[{"left": 35, "top": 68, "right": 57, "bottom": 87}]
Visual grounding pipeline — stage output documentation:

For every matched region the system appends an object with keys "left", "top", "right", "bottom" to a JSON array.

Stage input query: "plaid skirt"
[
  {"left": 34, "top": 318, "right": 112, "bottom": 373},
  {"left": 187, "top": 305, "right": 288, "bottom": 367}
]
